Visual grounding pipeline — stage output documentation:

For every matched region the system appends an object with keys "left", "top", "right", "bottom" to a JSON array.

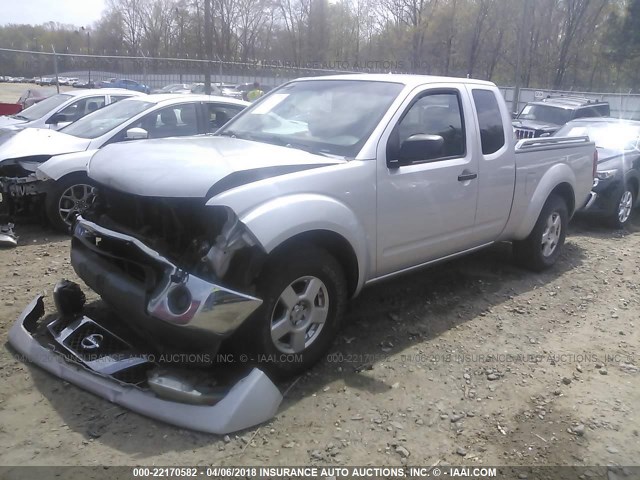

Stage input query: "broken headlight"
[{"left": 201, "top": 207, "right": 262, "bottom": 280}]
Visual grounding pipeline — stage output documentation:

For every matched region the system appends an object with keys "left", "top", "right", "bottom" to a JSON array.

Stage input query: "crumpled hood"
[
  {"left": 88, "top": 136, "right": 345, "bottom": 198},
  {"left": 0, "top": 128, "right": 91, "bottom": 164},
  {"left": 0, "top": 116, "right": 26, "bottom": 129}
]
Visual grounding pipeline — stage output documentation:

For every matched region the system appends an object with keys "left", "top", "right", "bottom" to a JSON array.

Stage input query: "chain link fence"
[
  {"left": 1, "top": 48, "right": 640, "bottom": 119},
  {"left": 0, "top": 48, "right": 365, "bottom": 89}
]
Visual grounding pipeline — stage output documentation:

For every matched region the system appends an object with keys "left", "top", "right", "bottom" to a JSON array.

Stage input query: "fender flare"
[
  {"left": 513, "top": 162, "right": 576, "bottom": 240},
  {"left": 228, "top": 193, "right": 371, "bottom": 295}
]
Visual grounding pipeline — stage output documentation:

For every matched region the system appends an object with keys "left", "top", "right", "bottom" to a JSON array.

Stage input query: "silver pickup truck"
[{"left": 10, "top": 75, "right": 596, "bottom": 432}]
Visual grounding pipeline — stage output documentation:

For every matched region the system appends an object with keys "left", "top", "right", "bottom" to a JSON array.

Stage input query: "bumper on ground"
[{"left": 8, "top": 295, "right": 283, "bottom": 434}]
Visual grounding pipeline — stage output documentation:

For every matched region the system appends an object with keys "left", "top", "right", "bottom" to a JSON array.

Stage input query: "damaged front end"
[
  {"left": 9, "top": 287, "right": 282, "bottom": 434},
  {"left": 71, "top": 185, "right": 268, "bottom": 353},
  {"left": 72, "top": 215, "right": 264, "bottom": 347},
  {"left": 7, "top": 185, "right": 283, "bottom": 432},
  {"left": 0, "top": 156, "right": 51, "bottom": 226}
]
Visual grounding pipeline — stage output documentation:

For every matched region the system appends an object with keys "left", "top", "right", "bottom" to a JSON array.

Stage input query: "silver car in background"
[{"left": 0, "top": 89, "right": 145, "bottom": 132}]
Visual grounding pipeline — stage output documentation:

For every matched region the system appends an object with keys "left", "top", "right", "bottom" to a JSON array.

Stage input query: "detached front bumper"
[
  {"left": 71, "top": 217, "right": 262, "bottom": 351},
  {"left": 8, "top": 295, "right": 282, "bottom": 434}
]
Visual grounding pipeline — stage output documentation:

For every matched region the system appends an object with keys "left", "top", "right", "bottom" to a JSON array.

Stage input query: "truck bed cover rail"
[{"left": 515, "top": 135, "right": 593, "bottom": 152}]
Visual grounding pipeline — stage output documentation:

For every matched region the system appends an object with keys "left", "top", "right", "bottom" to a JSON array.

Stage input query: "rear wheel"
[
  {"left": 608, "top": 185, "right": 634, "bottom": 229},
  {"left": 513, "top": 194, "right": 568, "bottom": 271},
  {"left": 45, "top": 173, "right": 97, "bottom": 233},
  {"left": 236, "top": 243, "right": 347, "bottom": 379}
]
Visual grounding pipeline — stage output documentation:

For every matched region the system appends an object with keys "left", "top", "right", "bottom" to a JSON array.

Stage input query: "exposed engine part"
[
  {"left": 1, "top": 161, "right": 48, "bottom": 221},
  {"left": 202, "top": 207, "right": 259, "bottom": 279},
  {"left": 3, "top": 173, "right": 41, "bottom": 198},
  {"left": 83, "top": 187, "right": 266, "bottom": 290}
]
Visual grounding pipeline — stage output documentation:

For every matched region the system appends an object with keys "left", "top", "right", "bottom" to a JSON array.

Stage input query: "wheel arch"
[
  {"left": 268, "top": 230, "right": 360, "bottom": 298},
  {"left": 549, "top": 182, "right": 575, "bottom": 217},
  {"left": 626, "top": 175, "right": 640, "bottom": 203},
  {"left": 235, "top": 194, "right": 370, "bottom": 297},
  {"left": 510, "top": 163, "right": 578, "bottom": 241}
]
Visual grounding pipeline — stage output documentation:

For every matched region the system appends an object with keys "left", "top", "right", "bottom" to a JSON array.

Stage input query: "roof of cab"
[
  {"left": 293, "top": 73, "right": 497, "bottom": 88},
  {"left": 125, "top": 93, "right": 250, "bottom": 106}
]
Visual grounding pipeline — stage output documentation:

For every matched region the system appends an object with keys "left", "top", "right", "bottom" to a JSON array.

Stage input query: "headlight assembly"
[{"left": 596, "top": 169, "right": 617, "bottom": 181}]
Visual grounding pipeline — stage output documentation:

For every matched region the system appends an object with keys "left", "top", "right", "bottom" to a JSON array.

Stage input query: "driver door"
[{"left": 376, "top": 86, "right": 480, "bottom": 276}]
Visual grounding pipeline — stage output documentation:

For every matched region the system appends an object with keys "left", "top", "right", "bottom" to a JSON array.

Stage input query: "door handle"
[{"left": 458, "top": 172, "right": 477, "bottom": 182}]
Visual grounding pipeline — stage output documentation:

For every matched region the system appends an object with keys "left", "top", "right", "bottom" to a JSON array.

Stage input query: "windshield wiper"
[
  {"left": 219, "top": 131, "right": 342, "bottom": 158},
  {"left": 262, "top": 135, "right": 334, "bottom": 157},
  {"left": 11, "top": 115, "right": 28, "bottom": 121},
  {"left": 218, "top": 130, "right": 246, "bottom": 139}
]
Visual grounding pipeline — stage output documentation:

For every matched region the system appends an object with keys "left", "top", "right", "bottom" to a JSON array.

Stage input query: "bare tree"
[{"left": 107, "top": 0, "right": 145, "bottom": 53}]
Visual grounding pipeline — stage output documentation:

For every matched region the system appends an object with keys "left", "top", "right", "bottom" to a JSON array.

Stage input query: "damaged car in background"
[
  {"left": 9, "top": 74, "right": 596, "bottom": 433},
  {"left": 0, "top": 94, "right": 248, "bottom": 240}
]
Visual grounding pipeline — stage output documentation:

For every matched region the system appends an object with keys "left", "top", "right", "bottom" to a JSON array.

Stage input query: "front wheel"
[
  {"left": 236, "top": 243, "right": 347, "bottom": 379},
  {"left": 608, "top": 185, "right": 634, "bottom": 229},
  {"left": 513, "top": 194, "right": 568, "bottom": 271},
  {"left": 45, "top": 173, "right": 97, "bottom": 233}
]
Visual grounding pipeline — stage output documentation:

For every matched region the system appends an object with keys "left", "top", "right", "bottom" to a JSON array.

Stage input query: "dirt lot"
[{"left": 0, "top": 213, "right": 638, "bottom": 470}]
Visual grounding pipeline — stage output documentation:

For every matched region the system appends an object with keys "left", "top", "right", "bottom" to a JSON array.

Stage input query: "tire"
[
  {"left": 513, "top": 194, "right": 568, "bottom": 272},
  {"left": 45, "top": 173, "right": 97, "bottom": 233},
  {"left": 235, "top": 243, "right": 347, "bottom": 379},
  {"left": 608, "top": 185, "right": 634, "bottom": 229}
]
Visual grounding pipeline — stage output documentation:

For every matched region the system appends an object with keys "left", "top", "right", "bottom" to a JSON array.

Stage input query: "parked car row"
[{"left": 1, "top": 76, "right": 28, "bottom": 83}]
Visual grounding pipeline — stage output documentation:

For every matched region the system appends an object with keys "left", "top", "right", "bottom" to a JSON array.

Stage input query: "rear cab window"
[{"left": 471, "top": 89, "right": 506, "bottom": 155}]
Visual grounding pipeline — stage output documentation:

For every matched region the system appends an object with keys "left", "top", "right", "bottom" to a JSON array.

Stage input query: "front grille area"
[
  {"left": 515, "top": 128, "right": 537, "bottom": 139},
  {"left": 64, "top": 321, "right": 131, "bottom": 362},
  {"left": 46, "top": 316, "right": 156, "bottom": 387},
  {"left": 94, "top": 186, "right": 215, "bottom": 254}
]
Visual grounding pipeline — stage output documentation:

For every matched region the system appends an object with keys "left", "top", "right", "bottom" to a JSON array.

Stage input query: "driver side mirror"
[
  {"left": 46, "top": 113, "right": 66, "bottom": 125},
  {"left": 125, "top": 127, "right": 148, "bottom": 140},
  {"left": 389, "top": 134, "right": 444, "bottom": 167}
]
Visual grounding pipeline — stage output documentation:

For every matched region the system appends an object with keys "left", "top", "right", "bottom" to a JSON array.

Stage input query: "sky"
[{"left": 1, "top": 0, "right": 107, "bottom": 28}]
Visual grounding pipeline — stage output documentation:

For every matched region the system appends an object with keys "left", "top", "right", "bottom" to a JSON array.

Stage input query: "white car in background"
[
  {"left": 0, "top": 94, "right": 249, "bottom": 231},
  {"left": 0, "top": 89, "right": 144, "bottom": 131}
]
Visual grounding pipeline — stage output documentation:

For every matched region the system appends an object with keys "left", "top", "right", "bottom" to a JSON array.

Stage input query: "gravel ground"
[{"left": 0, "top": 214, "right": 638, "bottom": 470}]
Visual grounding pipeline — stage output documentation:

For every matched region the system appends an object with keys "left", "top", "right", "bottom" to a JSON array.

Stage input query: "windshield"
[
  {"left": 218, "top": 80, "right": 403, "bottom": 157},
  {"left": 556, "top": 122, "right": 640, "bottom": 151},
  {"left": 61, "top": 98, "right": 154, "bottom": 139},
  {"left": 16, "top": 94, "right": 72, "bottom": 121},
  {"left": 517, "top": 104, "right": 571, "bottom": 126}
]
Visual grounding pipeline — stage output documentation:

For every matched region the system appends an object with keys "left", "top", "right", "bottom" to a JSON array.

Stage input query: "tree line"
[{"left": 1, "top": 0, "right": 640, "bottom": 91}]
